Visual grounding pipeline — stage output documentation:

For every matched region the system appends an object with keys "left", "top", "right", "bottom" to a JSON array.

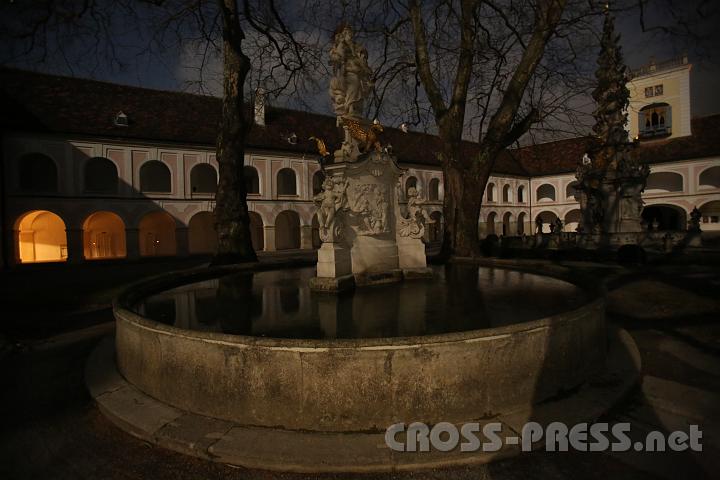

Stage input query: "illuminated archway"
[
  {"left": 188, "top": 211, "right": 217, "bottom": 254},
  {"left": 139, "top": 211, "right": 176, "bottom": 256},
  {"left": 16, "top": 210, "right": 67, "bottom": 263},
  {"left": 83, "top": 211, "right": 126, "bottom": 259},
  {"left": 275, "top": 210, "right": 300, "bottom": 250}
]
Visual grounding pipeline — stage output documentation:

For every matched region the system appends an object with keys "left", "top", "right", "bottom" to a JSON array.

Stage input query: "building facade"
[{"left": 1, "top": 57, "right": 719, "bottom": 266}]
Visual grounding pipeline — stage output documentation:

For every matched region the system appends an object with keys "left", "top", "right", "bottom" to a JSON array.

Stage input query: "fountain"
[
  {"left": 86, "top": 26, "right": 640, "bottom": 472},
  {"left": 311, "top": 24, "right": 431, "bottom": 292}
]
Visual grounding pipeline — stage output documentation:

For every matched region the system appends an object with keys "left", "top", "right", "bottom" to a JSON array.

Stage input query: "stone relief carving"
[{"left": 345, "top": 183, "right": 390, "bottom": 235}]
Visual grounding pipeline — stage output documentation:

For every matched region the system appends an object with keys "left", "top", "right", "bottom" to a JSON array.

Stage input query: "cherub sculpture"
[{"left": 314, "top": 177, "right": 347, "bottom": 241}]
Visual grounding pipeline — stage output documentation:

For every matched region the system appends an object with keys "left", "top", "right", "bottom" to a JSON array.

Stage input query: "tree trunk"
[{"left": 212, "top": 0, "right": 257, "bottom": 265}]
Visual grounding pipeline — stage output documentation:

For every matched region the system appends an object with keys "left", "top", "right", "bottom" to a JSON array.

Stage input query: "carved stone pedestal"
[
  {"left": 396, "top": 236, "right": 432, "bottom": 279},
  {"left": 311, "top": 242, "right": 354, "bottom": 293}
]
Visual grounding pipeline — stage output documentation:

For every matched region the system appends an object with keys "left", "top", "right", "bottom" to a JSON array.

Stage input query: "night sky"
[{"left": 2, "top": 1, "right": 718, "bottom": 130}]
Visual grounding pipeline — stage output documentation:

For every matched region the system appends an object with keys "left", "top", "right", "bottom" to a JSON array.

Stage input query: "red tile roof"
[{"left": 2, "top": 67, "right": 718, "bottom": 177}]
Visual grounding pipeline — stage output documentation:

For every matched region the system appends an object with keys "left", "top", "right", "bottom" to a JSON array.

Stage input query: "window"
[
  {"left": 244, "top": 166, "right": 260, "bottom": 194},
  {"left": 405, "top": 176, "right": 418, "bottom": 197},
  {"left": 486, "top": 183, "right": 496, "bottom": 202},
  {"left": 277, "top": 168, "right": 297, "bottom": 195},
  {"left": 19, "top": 153, "right": 58, "bottom": 192},
  {"left": 536, "top": 184, "right": 556, "bottom": 202},
  {"left": 644, "top": 84, "right": 663, "bottom": 98},
  {"left": 85, "top": 157, "right": 118, "bottom": 193},
  {"left": 312, "top": 170, "right": 325, "bottom": 196},
  {"left": 139, "top": 160, "right": 171, "bottom": 193},
  {"left": 428, "top": 178, "right": 440, "bottom": 201},
  {"left": 190, "top": 164, "right": 217, "bottom": 194},
  {"left": 517, "top": 186, "right": 525, "bottom": 203},
  {"left": 639, "top": 103, "right": 671, "bottom": 139}
]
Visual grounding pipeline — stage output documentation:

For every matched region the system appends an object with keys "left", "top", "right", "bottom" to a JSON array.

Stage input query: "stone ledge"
[
  {"left": 308, "top": 274, "right": 356, "bottom": 293},
  {"left": 354, "top": 269, "right": 403, "bottom": 287},
  {"left": 86, "top": 327, "right": 640, "bottom": 473},
  {"left": 402, "top": 267, "right": 433, "bottom": 280}
]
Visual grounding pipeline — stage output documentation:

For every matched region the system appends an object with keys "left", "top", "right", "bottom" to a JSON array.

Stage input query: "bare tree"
[{"left": 0, "top": 0, "right": 315, "bottom": 264}]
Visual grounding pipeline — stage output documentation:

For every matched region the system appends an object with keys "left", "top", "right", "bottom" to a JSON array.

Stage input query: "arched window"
[
  {"left": 639, "top": 103, "right": 671, "bottom": 139},
  {"left": 536, "top": 184, "right": 556, "bottom": 202},
  {"left": 15, "top": 210, "right": 67, "bottom": 263},
  {"left": 84, "top": 157, "right": 118, "bottom": 193},
  {"left": 311, "top": 214, "right": 322, "bottom": 248},
  {"left": 428, "top": 178, "right": 440, "bottom": 201},
  {"left": 699, "top": 201, "right": 720, "bottom": 229},
  {"left": 502, "top": 184, "right": 512, "bottom": 203},
  {"left": 535, "top": 211, "right": 558, "bottom": 233},
  {"left": 517, "top": 212, "right": 526, "bottom": 235},
  {"left": 564, "top": 209, "right": 581, "bottom": 233},
  {"left": 19, "top": 153, "right": 57, "bottom": 192},
  {"left": 566, "top": 181, "right": 579, "bottom": 200},
  {"left": 518, "top": 185, "right": 525, "bottom": 203},
  {"left": 486, "top": 183, "right": 496, "bottom": 202},
  {"left": 244, "top": 166, "right": 260, "bottom": 194},
  {"left": 312, "top": 170, "right": 326, "bottom": 196},
  {"left": 641, "top": 205, "right": 686, "bottom": 231},
  {"left": 277, "top": 168, "right": 297, "bottom": 195},
  {"left": 502, "top": 212, "right": 513, "bottom": 236},
  {"left": 485, "top": 212, "right": 497, "bottom": 235},
  {"left": 249, "top": 212, "right": 264, "bottom": 251},
  {"left": 139, "top": 211, "right": 176, "bottom": 256},
  {"left": 275, "top": 210, "right": 300, "bottom": 250},
  {"left": 83, "top": 211, "right": 126, "bottom": 259},
  {"left": 139, "top": 160, "right": 171, "bottom": 193},
  {"left": 699, "top": 166, "right": 720, "bottom": 189},
  {"left": 646, "top": 172, "right": 683, "bottom": 193},
  {"left": 188, "top": 211, "right": 217, "bottom": 254},
  {"left": 190, "top": 164, "right": 217, "bottom": 194},
  {"left": 429, "top": 211, "right": 442, "bottom": 242},
  {"left": 405, "top": 176, "right": 418, "bottom": 197}
]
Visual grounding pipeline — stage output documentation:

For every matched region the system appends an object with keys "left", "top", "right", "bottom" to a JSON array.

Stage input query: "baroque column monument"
[
  {"left": 310, "top": 25, "right": 431, "bottom": 292},
  {"left": 575, "top": 7, "right": 649, "bottom": 247}
]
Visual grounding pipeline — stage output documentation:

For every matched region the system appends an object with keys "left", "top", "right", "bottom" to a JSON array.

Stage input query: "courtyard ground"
[{"left": 0, "top": 255, "right": 718, "bottom": 479}]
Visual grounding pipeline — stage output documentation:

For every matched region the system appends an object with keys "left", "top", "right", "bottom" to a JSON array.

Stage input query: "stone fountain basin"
[{"left": 113, "top": 262, "right": 605, "bottom": 433}]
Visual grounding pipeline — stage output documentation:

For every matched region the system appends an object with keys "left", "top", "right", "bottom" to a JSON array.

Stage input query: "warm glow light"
[{"left": 16, "top": 210, "right": 68, "bottom": 263}]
